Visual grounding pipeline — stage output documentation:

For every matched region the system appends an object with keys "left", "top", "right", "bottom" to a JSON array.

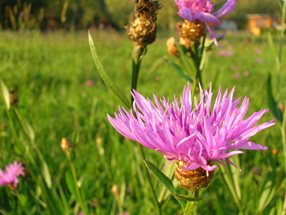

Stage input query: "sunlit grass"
[{"left": 0, "top": 31, "right": 285, "bottom": 214}]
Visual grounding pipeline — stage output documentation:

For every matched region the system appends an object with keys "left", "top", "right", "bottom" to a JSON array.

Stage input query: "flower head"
[
  {"left": 108, "top": 84, "right": 274, "bottom": 173},
  {"left": 0, "top": 161, "right": 25, "bottom": 189},
  {"left": 176, "top": 0, "right": 236, "bottom": 44},
  {"left": 128, "top": 0, "right": 161, "bottom": 48}
]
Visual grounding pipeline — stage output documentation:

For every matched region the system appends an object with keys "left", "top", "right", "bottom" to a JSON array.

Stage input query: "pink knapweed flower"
[
  {"left": 176, "top": 0, "right": 236, "bottom": 44},
  {"left": 108, "top": 84, "right": 274, "bottom": 172},
  {"left": 0, "top": 161, "right": 25, "bottom": 188}
]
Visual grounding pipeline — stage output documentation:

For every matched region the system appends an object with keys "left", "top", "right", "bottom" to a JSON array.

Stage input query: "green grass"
[{"left": 0, "top": 31, "right": 285, "bottom": 214}]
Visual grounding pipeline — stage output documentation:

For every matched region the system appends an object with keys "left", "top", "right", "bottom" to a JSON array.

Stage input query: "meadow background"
[{"left": 0, "top": 0, "right": 286, "bottom": 214}]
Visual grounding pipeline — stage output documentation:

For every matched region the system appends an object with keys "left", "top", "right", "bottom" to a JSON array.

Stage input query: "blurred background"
[
  {"left": 0, "top": 0, "right": 285, "bottom": 214},
  {"left": 0, "top": 0, "right": 279, "bottom": 34}
]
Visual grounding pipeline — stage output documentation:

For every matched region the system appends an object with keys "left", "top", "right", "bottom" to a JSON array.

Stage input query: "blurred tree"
[
  {"left": 0, "top": 0, "right": 280, "bottom": 31},
  {"left": 92, "top": 0, "right": 120, "bottom": 30}
]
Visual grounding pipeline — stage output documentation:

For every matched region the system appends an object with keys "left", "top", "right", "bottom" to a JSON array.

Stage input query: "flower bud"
[
  {"left": 128, "top": 0, "right": 161, "bottom": 48},
  {"left": 177, "top": 20, "right": 205, "bottom": 48},
  {"left": 61, "top": 138, "right": 71, "bottom": 153},
  {"left": 175, "top": 161, "right": 213, "bottom": 192},
  {"left": 166, "top": 37, "right": 179, "bottom": 57},
  {"left": 111, "top": 185, "right": 119, "bottom": 199}
]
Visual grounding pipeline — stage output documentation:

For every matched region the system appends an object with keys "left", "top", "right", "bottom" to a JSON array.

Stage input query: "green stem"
[
  {"left": 190, "top": 37, "right": 205, "bottom": 92},
  {"left": 139, "top": 146, "right": 162, "bottom": 215},
  {"left": 68, "top": 155, "right": 89, "bottom": 215},
  {"left": 131, "top": 47, "right": 143, "bottom": 97},
  {"left": 6, "top": 109, "right": 35, "bottom": 165},
  {"left": 183, "top": 191, "right": 199, "bottom": 215},
  {"left": 277, "top": 1, "right": 286, "bottom": 96},
  {"left": 281, "top": 117, "right": 286, "bottom": 174},
  {"left": 131, "top": 46, "right": 162, "bottom": 215}
]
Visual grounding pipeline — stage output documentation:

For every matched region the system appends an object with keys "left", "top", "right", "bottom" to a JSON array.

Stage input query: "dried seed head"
[
  {"left": 61, "top": 138, "right": 71, "bottom": 153},
  {"left": 175, "top": 161, "right": 213, "bottom": 192},
  {"left": 177, "top": 20, "right": 205, "bottom": 48},
  {"left": 166, "top": 37, "right": 179, "bottom": 57},
  {"left": 128, "top": 0, "right": 161, "bottom": 48}
]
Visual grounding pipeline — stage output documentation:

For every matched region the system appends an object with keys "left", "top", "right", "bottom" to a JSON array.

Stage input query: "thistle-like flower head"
[
  {"left": 128, "top": 0, "right": 161, "bottom": 48},
  {"left": 0, "top": 161, "right": 25, "bottom": 188},
  {"left": 108, "top": 84, "right": 274, "bottom": 173},
  {"left": 175, "top": 0, "right": 236, "bottom": 44}
]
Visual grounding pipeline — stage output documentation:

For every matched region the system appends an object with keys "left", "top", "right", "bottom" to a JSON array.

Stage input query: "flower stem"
[
  {"left": 67, "top": 154, "right": 89, "bottom": 215},
  {"left": 183, "top": 191, "right": 199, "bottom": 215},
  {"left": 277, "top": 1, "right": 286, "bottom": 96},
  {"left": 131, "top": 46, "right": 162, "bottom": 215},
  {"left": 131, "top": 46, "right": 145, "bottom": 101},
  {"left": 281, "top": 114, "right": 286, "bottom": 174}
]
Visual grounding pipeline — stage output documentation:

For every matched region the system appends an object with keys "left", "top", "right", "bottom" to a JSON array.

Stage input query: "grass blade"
[
  {"left": 144, "top": 160, "right": 176, "bottom": 194},
  {"left": 266, "top": 74, "right": 283, "bottom": 123},
  {"left": 0, "top": 80, "right": 10, "bottom": 110},
  {"left": 88, "top": 32, "right": 130, "bottom": 108}
]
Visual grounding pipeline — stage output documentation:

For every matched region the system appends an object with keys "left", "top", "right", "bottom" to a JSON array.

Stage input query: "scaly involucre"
[
  {"left": 175, "top": 0, "right": 236, "bottom": 44},
  {"left": 108, "top": 84, "right": 274, "bottom": 172},
  {"left": 0, "top": 161, "right": 25, "bottom": 188}
]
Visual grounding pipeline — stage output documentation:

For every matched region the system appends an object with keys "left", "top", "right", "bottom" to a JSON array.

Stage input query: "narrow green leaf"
[
  {"left": 258, "top": 180, "right": 276, "bottom": 212},
  {"left": 65, "top": 171, "right": 77, "bottom": 197},
  {"left": 43, "top": 162, "right": 52, "bottom": 188},
  {"left": 144, "top": 160, "right": 176, "bottom": 193},
  {"left": 17, "top": 193, "right": 27, "bottom": 207},
  {"left": 58, "top": 184, "right": 71, "bottom": 214},
  {"left": 88, "top": 32, "right": 130, "bottom": 108},
  {"left": 14, "top": 109, "right": 35, "bottom": 141},
  {"left": 164, "top": 58, "right": 192, "bottom": 82},
  {"left": 219, "top": 165, "right": 241, "bottom": 207},
  {"left": 176, "top": 45, "right": 196, "bottom": 77},
  {"left": 267, "top": 33, "right": 278, "bottom": 61},
  {"left": 266, "top": 74, "right": 283, "bottom": 122},
  {"left": 174, "top": 193, "right": 201, "bottom": 201},
  {"left": 231, "top": 156, "right": 241, "bottom": 200},
  {"left": 0, "top": 80, "right": 10, "bottom": 110},
  {"left": 37, "top": 177, "right": 63, "bottom": 214}
]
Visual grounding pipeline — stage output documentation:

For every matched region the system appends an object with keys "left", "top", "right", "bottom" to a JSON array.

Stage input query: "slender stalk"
[
  {"left": 131, "top": 46, "right": 162, "bottom": 215},
  {"left": 6, "top": 109, "right": 35, "bottom": 165},
  {"left": 131, "top": 47, "right": 144, "bottom": 98},
  {"left": 183, "top": 191, "right": 199, "bottom": 215},
  {"left": 277, "top": 1, "right": 286, "bottom": 95},
  {"left": 68, "top": 154, "right": 89, "bottom": 215},
  {"left": 190, "top": 36, "right": 206, "bottom": 92},
  {"left": 281, "top": 117, "right": 286, "bottom": 174},
  {"left": 139, "top": 146, "right": 162, "bottom": 215}
]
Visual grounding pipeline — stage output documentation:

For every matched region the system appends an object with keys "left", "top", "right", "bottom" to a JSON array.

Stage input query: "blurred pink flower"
[
  {"left": 218, "top": 49, "right": 233, "bottom": 57},
  {"left": 230, "top": 65, "right": 238, "bottom": 71},
  {"left": 175, "top": 0, "right": 236, "bottom": 44},
  {"left": 255, "top": 48, "right": 262, "bottom": 55},
  {"left": 0, "top": 161, "right": 25, "bottom": 188},
  {"left": 243, "top": 70, "right": 250, "bottom": 77},
  {"left": 256, "top": 58, "right": 263, "bottom": 64},
  {"left": 108, "top": 84, "right": 274, "bottom": 172},
  {"left": 85, "top": 80, "right": 94, "bottom": 87},
  {"left": 232, "top": 72, "right": 240, "bottom": 80}
]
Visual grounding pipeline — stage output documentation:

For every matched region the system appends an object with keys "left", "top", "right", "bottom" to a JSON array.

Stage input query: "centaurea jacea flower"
[
  {"left": 0, "top": 161, "right": 25, "bottom": 189},
  {"left": 108, "top": 85, "right": 274, "bottom": 191},
  {"left": 176, "top": 0, "right": 236, "bottom": 44}
]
